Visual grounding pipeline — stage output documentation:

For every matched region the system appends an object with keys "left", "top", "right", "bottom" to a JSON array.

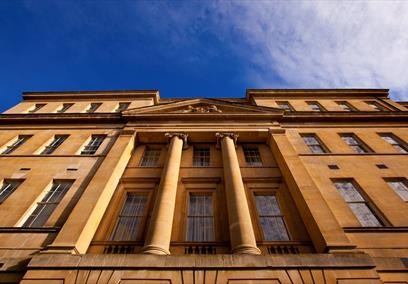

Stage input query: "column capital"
[
  {"left": 216, "top": 132, "right": 239, "bottom": 148},
  {"left": 165, "top": 132, "right": 188, "bottom": 149}
]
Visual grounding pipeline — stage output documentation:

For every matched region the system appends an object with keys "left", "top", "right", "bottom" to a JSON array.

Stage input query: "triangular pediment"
[{"left": 123, "top": 98, "right": 283, "bottom": 116}]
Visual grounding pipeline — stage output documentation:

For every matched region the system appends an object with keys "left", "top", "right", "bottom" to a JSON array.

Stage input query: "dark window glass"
[
  {"left": 187, "top": 193, "right": 214, "bottom": 242},
  {"left": 380, "top": 134, "right": 408, "bottom": 153},
  {"left": 0, "top": 180, "right": 23, "bottom": 203},
  {"left": 28, "top": 104, "right": 46, "bottom": 113},
  {"left": 110, "top": 193, "right": 148, "bottom": 241},
  {"left": 140, "top": 147, "right": 161, "bottom": 167},
  {"left": 80, "top": 135, "right": 105, "bottom": 155},
  {"left": 116, "top": 102, "right": 130, "bottom": 112},
  {"left": 41, "top": 135, "right": 69, "bottom": 155},
  {"left": 2, "top": 135, "right": 32, "bottom": 155},
  {"left": 23, "top": 180, "right": 73, "bottom": 227},
  {"left": 243, "top": 146, "right": 262, "bottom": 166}
]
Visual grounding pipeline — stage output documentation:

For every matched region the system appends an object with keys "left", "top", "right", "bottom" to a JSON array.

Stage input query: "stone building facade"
[{"left": 0, "top": 89, "right": 407, "bottom": 283}]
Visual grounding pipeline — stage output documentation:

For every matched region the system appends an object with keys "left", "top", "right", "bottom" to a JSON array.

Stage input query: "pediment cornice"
[{"left": 122, "top": 98, "right": 284, "bottom": 119}]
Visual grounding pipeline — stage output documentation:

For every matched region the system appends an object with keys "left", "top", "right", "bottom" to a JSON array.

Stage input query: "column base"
[
  {"left": 232, "top": 244, "right": 261, "bottom": 255},
  {"left": 141, "top": 245, "right": 170, "bottom": 255}
]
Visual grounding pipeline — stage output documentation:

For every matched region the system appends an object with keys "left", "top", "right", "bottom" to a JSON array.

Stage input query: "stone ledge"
[{"left": 27, "top": 253, "right": 376, "bottom": 269}]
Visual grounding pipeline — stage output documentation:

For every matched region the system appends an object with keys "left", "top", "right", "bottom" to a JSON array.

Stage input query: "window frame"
[
  {"left": 339, "top": 133, "right": 372, "bottom": 154},
  {"left": 306, "top": 101, "right": 326, "bottom": 112},
  {"left": 139, "top": 146, "right": 162, "bottom": 167},
  {"left": 336, "top": 101, "right": 356, "bottom": 112},
  {"left": 300, "top": 133, "right": 329, "bottom": 154},
  {"left": 40, "top": 135, "right": 69, "bottom": 155},
  {"left": 252, "top": 191, "right": 291, "bottom": 241},
  {"left": 80, "top": 135, "right": 106, "bottom": 155},
  {"left": 86, "top": 103, "right": 102, "bottom": 113},
  {"left": 109, "top": 191, "right": 151, "bottom": 241},
  {"left": 0, "top": 179, "right": 24, "bottom": 203},
  {"left": 276, "top": 101, "right": 294, "bottom": 112},
  {"left": 28, "top": 104, "right": 46, "bottom": 113},
  {"left": 192, "top": 145, "right": 210, "bottom": 167},
  {"left": 332, "top": 179, "right": 385, "bottom": 227},
  {"left": 365, "top": 101, "right": 389, "bottom": 111},
  {"left": 185, "top": 190, "right": 216, "bottom": 242},
  {"left": 56, "top": 103, "right": 74, "bottom": 113},
  {"left": 115, "top": 102, "right": 131, "bottom": 112},
  {"left": 378, "top": 133, "right": 408, "bottom": 153},
  {"left": 384, "top": 178, "right": 408, "bottom": 202},
  {"left": 21, "top": 180, "right": 74, "bottom": 228},
  {"left": 1, "top": 135, "right": 32, "bottom": 155},
  {"left": 242, "top": 145, "right": 263, "bottom": 166}
]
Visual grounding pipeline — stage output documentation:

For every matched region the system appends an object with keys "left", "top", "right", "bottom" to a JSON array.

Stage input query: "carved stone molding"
[
  {"left": 216, "top": 132, "right": 239, "bottom": 148},
  {"left": 182, "top": 104, "right": 222, "bottom": 113},
  {"left": 165, "top": 132, "right": 189, "bottom": 149}
]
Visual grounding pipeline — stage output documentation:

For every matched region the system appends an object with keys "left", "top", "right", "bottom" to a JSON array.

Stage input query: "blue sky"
[{"left": 1, "top": 1, "right": 407, "bottom": 112}]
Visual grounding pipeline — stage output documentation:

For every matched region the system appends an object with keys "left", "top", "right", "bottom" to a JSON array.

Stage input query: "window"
[
  {"left": 86, "top": 103, "right": 102, "bottom": 113},
  {"left": 140, "top": 147, "right": 161, "bottom": 167},
  {"left": 333, "top": 180, "right": 382, "bottom": 227},
  {"left": 0, "top": 180, "right": 23, "bottom": 203},
  {"left": 276, "top": 101, "right": 294, "bottom": 111},
  {"left": 193, "top": 146, "right": 210, "bottom": 167},
  {"left": 366, "top": 101, "right": 388, "bottom": 111},
  {"left": 254, "top": 194, "right": 289, "bottom": 241},
  {"left": 379, "top": 133, "right": 407, "bottom": 153},
  {"left": 80, "top": 135, "right": 105, "bottom": 155},
  {"left": 340, "top": 134, "right": 371, "bottom": 153},
  {"left": 115, "top": 102, "right": 130, "bottom": 112},
  {"left": 23, "top": 180, "right": 73, "bottom": 227},
  {"left": 301, "top": 134, "right": 328, "bottom": 154},
  {"left": 307, "top": 101, "right": 325, "bottom": 112},
  {"left": 336, "top": 101, "right": 356, "bottom": 111},
  {"left": 110, "top": 193, "right": 148, "bottom": 241},
  {"left": 187, "top": 193, "right": 214, "bottom": 242},
  {"left": 243, "top": 146, "right": 262, "bottom": 166},
  {"left": 28, "top": 104, "right": 46, "bottom": 113},
  {"left": 1, "top": 135, "right": 32, "bottom": 155},
  {"left": 386, "top": 179, "right": 408, "bottom": 202},
  {"left": 57, "top": 103, "right": 73, "bottom": 113},
  {"left": 40, "top": 135, "right": 69, "bottom": 155}
]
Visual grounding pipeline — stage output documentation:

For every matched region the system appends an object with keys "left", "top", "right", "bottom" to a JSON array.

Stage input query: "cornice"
[
  {"left": 246, "top": 88, "right": 390, "bottom": 101},
  {"left": 281, "top": 111, "right": 408, "bottom": 123},
  {"left": 0, "top": 110, "right": 406, "bottom": 125},
  {"left": 22, "top": 90, "right": 160, "bottom": 104},
  {"left": 0, "top": 113, "right": 121, "bottom": 124}
]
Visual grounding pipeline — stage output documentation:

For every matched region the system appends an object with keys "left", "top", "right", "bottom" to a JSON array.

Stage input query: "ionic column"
[
  {"left": 216, "top": 133, "right": 261, "bottom": 254},
  {"left": 142, "top": 133, "right": 188, "bottom": 255}
]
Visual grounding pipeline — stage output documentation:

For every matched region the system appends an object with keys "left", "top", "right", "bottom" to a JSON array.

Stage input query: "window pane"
[
  {"left": 110, "top": 194, "right": 147, "bottom": 241},
  {"left": 41, "top": 135, "right": 68, "bottom": 155},
  {"left": 81, "top": 135, "right": 105, "bottom": 155},
  {"left": 334, "top": 182, "right": 365, "bottom": 202},
  {"left": 193, "top": 147, "right": 210, "bottom": 167},
  {"left": 23, "top": 181, "right": 73, "bottom": 227},
  {"left": 348, "top": 203, "right": 382, "bottom": 227},
  {"left": 381, "top": 135, "right": 407, "bottom": 153},
  {"left": 387, "top": 181, "right": 408, "bottom": 201},
  {"left": 2, "top": 135, "right": 32, "bottom": 154},
  {"left": 187, "top": 194, "right": 214, "bottom": 242},
  {"left": 0, "top": 180, "right": 22, "bottom": 203},
  {"left": 243, "top": 146, "right": 262, "bottom": 166},
  {"left": 140, "top": 148, "right": 161, "bottom": 167},
  {"left": 255, "top": 195, "right": 289, "bottom": 241},
  {"left": 259, "top": 216, "right": 289, "bottom": 241}
]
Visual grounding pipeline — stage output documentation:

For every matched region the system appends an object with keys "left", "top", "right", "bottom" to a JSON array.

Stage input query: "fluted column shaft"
[
  {"left": 142, "top": 133, "right": 187, "bottom": 255},
  {"left": 217, "top": 133, "right": 261, "bottom": 254}
]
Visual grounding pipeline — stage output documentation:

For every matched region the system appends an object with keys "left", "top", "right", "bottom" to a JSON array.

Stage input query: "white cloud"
[
  {"left": 136, "top": 1, "right": 408, "bottom": 100},
  {"left": 211, "top": 1, "right": 408, "bottom": 100}
]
